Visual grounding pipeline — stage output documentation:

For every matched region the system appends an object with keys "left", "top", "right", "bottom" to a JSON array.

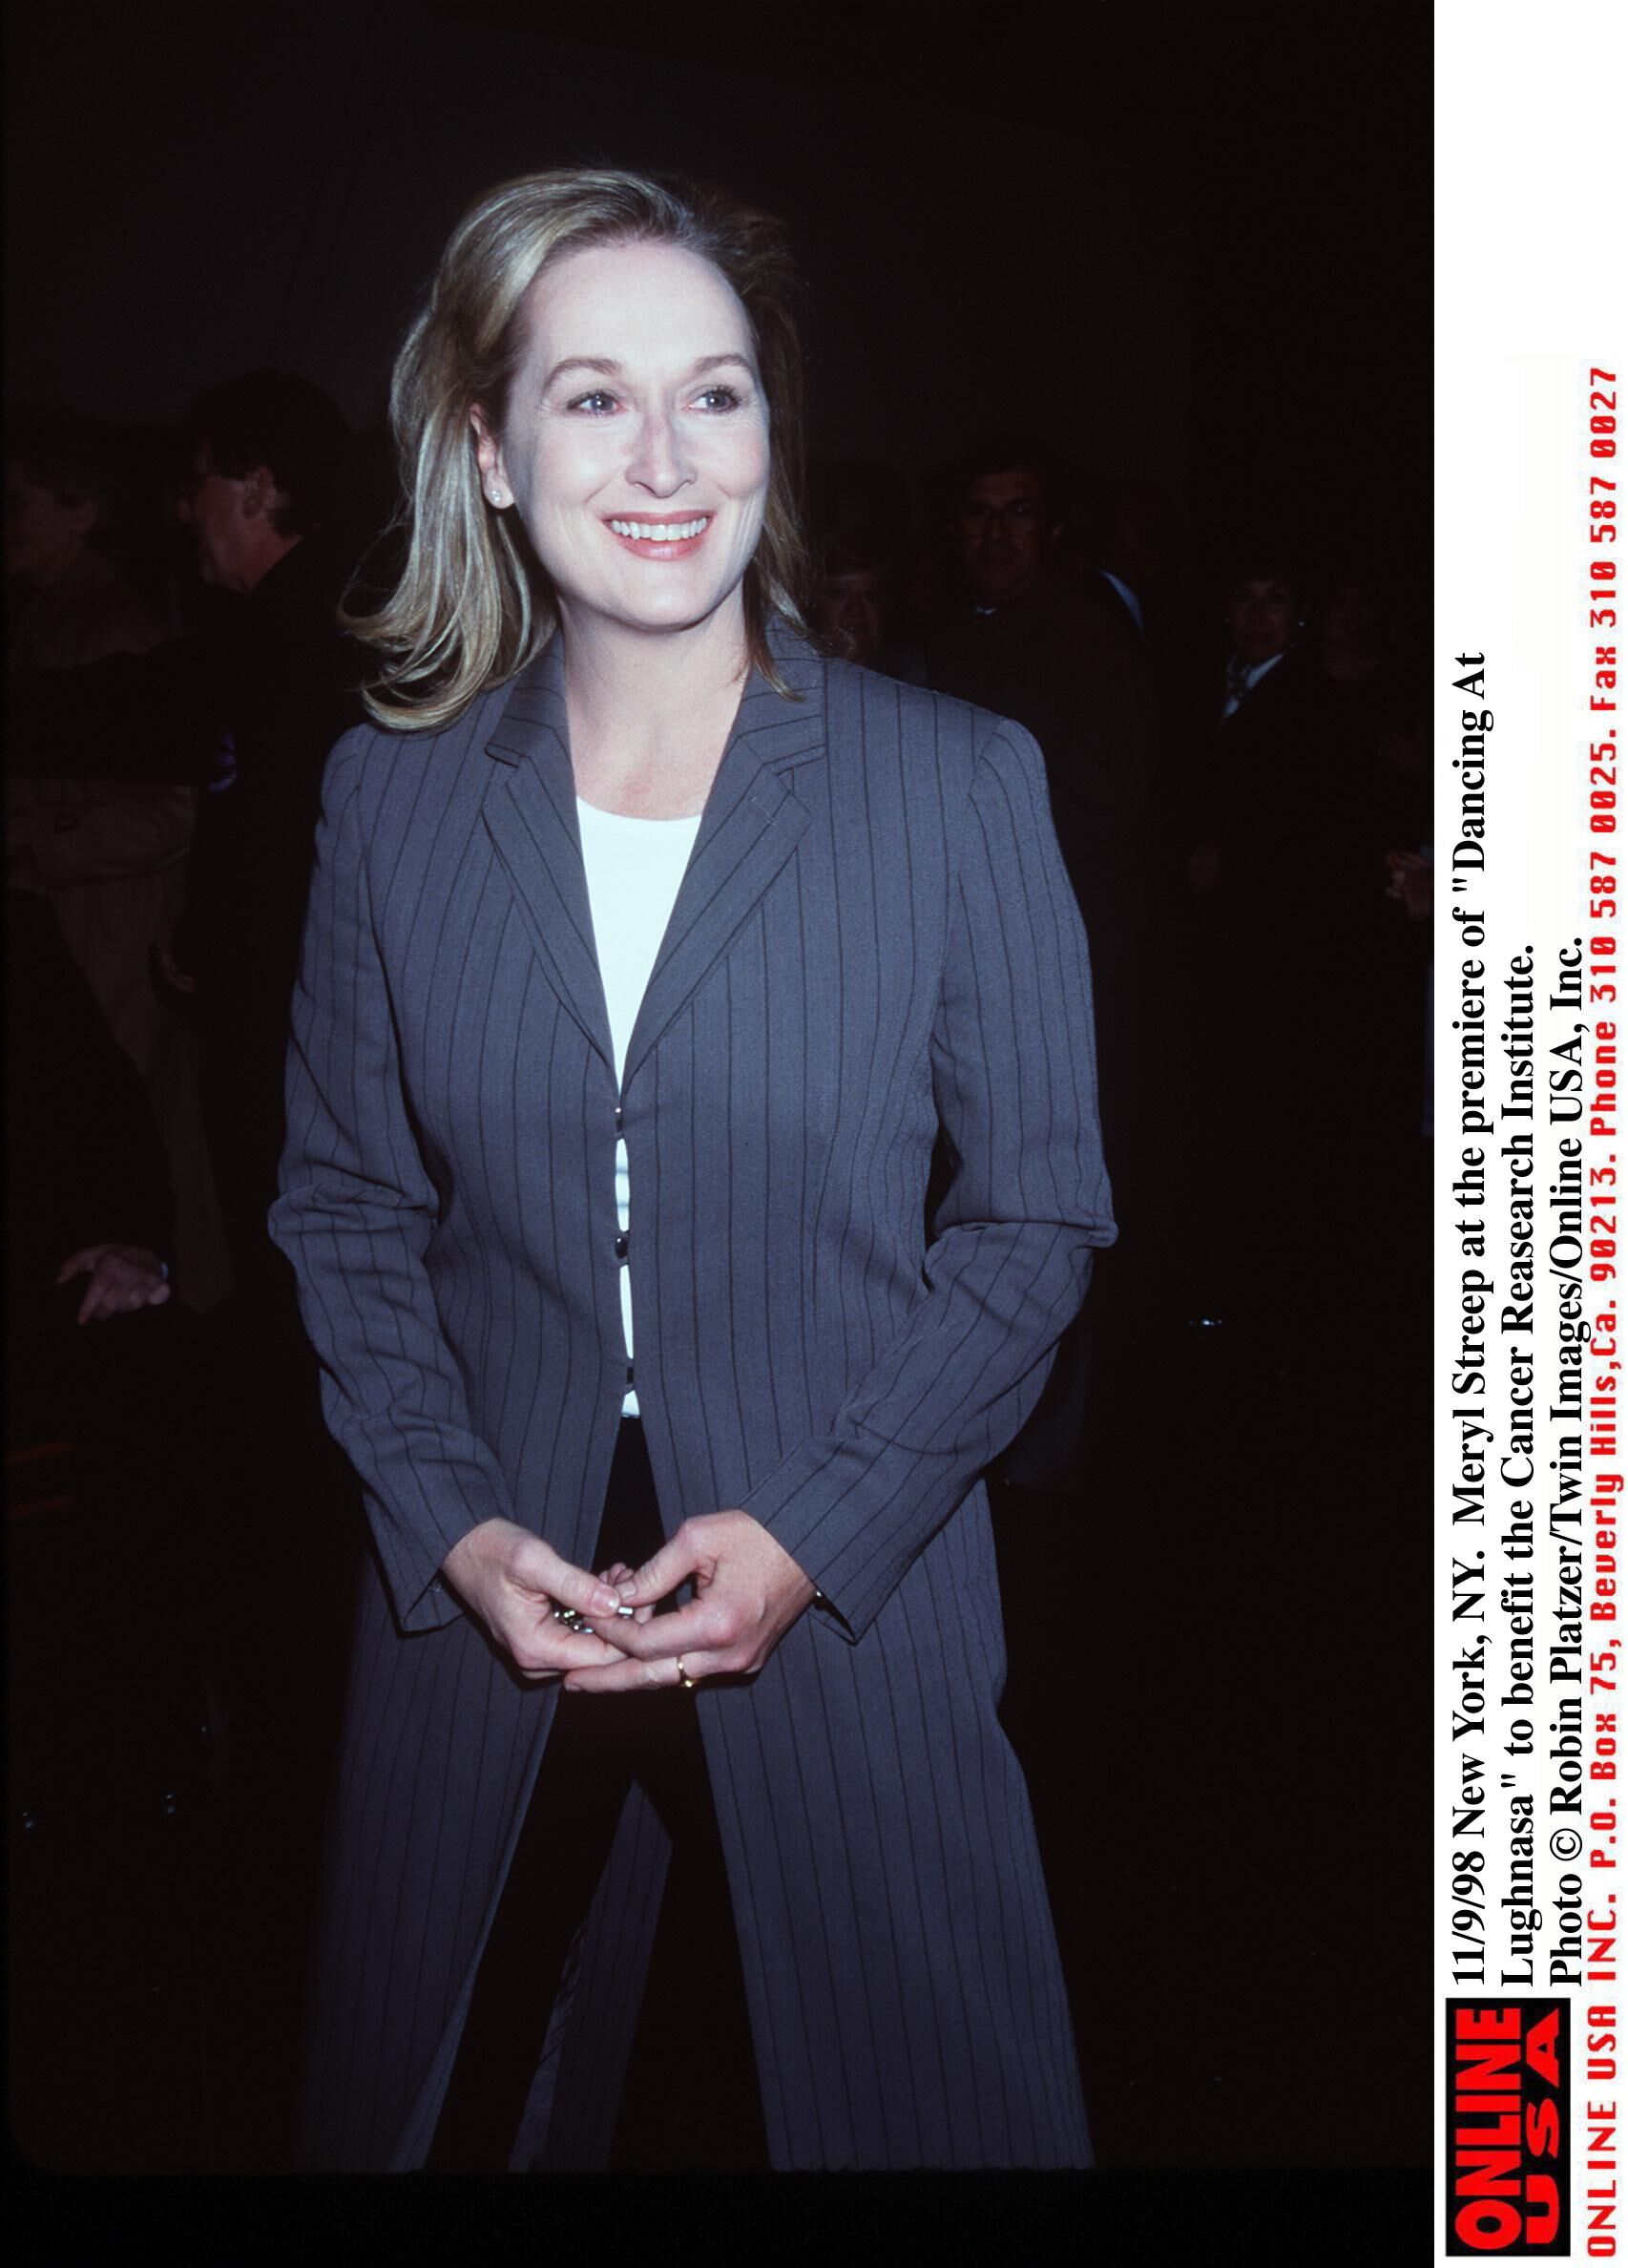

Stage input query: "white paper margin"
[{"left": 1437, "top": 1, "right": 1628, "bottom": 2258}]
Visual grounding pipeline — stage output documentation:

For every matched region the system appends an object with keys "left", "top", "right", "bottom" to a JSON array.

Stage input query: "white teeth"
[{"left": 608, "top": 516, "right": 709, "bottom": 541}]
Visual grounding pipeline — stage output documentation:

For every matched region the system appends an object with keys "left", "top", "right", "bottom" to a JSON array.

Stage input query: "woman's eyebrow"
[
  {"left": 541, "top": 351, "right": 755, "bottom": 388},
  {"left": 542, "top": 355, "right": 622, "bottom": 388}
]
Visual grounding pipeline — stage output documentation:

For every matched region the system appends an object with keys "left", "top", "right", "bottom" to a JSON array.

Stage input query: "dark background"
[
  {"left": 5, "top": 0, "right": 1431, "bottom": 2231},
  {"left": 4, "top": 0, "right": 1428, "bottom": 554}
]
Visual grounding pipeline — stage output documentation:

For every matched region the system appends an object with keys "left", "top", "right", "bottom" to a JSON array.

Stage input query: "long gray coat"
[{"left": 271, "top": 620, "right": 1115, "bottom": 2171}]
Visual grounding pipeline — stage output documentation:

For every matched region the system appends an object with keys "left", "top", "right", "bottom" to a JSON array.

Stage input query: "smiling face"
[{"left": 472, "top": 239, "right": 771, "bottom": 648}]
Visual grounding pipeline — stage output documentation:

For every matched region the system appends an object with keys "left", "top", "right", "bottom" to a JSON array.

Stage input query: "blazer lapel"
[
  {"left": 621, "top": 626, "right": 824, "bottom": 1091},
  {"left": 482, "top": 620, "right": 825, "bottom": 1090},
  {"left": 483, "top": 643, "right": 616, "bottom": 1072}
]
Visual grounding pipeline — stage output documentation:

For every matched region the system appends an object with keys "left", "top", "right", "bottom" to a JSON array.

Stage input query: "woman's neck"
[{"left": 560, "top": 602, "right": 750, "bottom": 819}]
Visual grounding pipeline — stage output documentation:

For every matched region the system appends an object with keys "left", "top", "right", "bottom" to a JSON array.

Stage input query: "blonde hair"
[{"left": 348, "top": 169, "right": 812, "bottom": 730}]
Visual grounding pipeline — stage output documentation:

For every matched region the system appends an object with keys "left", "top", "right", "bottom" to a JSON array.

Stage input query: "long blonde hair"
[{"left": 347, "top": 169, "right": 812, "bottom": 731}]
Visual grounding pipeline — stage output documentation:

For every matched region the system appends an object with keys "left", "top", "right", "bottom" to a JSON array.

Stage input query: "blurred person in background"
[
  {"left": 926, "top": 438, "right": 1154, "bottom": 1499},
  {"left": 5, "top": 407, "right": 227, "bottom": 1310},
  {"left": 4, "top": 388, "right": 368, "bottom": 2165},
  {"left": 926, "top": 436, "right": 1154, "bottom": 1162},
  {"left": 6, "top": 372, "right": 364, "bottom": 1315},
  {"left": 162, "top": 372, "right": 363, "bottom": 1314},
  {"left": 808, "top": 528, "right": 925, "bottom": 681},
  {"left": 924, "top": 437, "right": 1157, "bottom": 1492},
  {"left": 5, "top": 410, "right": 166, "bottom": 666},
  {"left": 5, "top": 883, "right": 174, "bottom": 1431},
  {"left": 1169, "top": 543, "right": 1368, "bottom": 1342},
  {"left": 5, "top": 879, "right": 223, "bottom": 2174},
  {"left": 1066, "top": 474, "right": 1184, "bottom": 683}
]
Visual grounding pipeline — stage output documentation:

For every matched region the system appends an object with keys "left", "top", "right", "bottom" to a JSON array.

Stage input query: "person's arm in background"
[
  {"left": 10, "top": 779, "right": 197, "bottom": 888},
  {"left": 6, "top": 890, "right": 173, "bottom": 1319}
]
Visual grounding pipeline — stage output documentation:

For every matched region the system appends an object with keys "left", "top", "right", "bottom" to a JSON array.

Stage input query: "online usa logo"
[{"left": 1446, "top": 2002, "right": 1570, "bottom": 2255}]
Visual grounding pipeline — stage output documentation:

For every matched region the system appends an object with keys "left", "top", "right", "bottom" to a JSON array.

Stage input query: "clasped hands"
[{"left": 441, "top": 1510, "right": 817, "bottom": 1693}]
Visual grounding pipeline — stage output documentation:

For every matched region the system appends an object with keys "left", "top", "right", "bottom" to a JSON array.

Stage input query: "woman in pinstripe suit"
[{"left": 271, "top": 169, "right": 1115, "bottom": 2170}]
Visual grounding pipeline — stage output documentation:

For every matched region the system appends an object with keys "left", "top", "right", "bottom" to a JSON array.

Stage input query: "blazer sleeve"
[
  {"left": 741, "top": 717, "right": 1117, "bottom": 1640},
  {"left": 269, "top": 738, "right": 517, "bottom": 1633}
]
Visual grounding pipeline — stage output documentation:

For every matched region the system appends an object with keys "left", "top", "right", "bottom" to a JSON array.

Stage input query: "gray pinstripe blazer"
[{"left": 271, "top": 619, "right": 1115, "bottom": 2170}]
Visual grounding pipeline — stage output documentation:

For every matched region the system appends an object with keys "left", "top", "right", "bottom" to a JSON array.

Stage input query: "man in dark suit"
[
  {"left": 1173, "top": 549, "right": 1355, "bottom": 1333},
  {"left": 160, "top": 373, "right": 365, "bottom": 1308},
  {"left": 925, "top": 438, "right": 1154, "bottom": 1184},
  {"left": 925, "top": 438, "right": 1154, "bottom": 1487}
]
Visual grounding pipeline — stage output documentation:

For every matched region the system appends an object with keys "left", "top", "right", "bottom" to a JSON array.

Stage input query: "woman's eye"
[
  {"left": 568, "top": 390, "right": 618, "bottom": 415},
  {"left": 694, "top": 386, "right": 741, "bottom": 411}
]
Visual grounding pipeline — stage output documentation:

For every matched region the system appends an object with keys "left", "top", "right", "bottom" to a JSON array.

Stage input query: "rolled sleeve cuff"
[
  {"left": 346, "top": 1450, "right": 513, "bottom": 1636},
  {"left": 742, "top": 1428, "right": 962, "bottom": 1644}
]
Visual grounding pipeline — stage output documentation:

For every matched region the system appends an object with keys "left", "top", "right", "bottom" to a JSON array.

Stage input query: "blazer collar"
[{"left": 482, "top": 617, "right": 821, "bottom": 1088}]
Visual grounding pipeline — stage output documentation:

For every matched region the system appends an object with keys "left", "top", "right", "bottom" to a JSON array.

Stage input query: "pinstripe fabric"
[{"left": 272, "top": 619, "right": 1115, "bottom": 2170}]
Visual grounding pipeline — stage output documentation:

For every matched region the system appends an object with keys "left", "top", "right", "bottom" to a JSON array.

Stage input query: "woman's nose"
[{"left": 627, "top": 410, "right": 692, "bottom": 495}]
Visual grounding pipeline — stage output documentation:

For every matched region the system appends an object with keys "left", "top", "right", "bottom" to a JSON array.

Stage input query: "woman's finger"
[
  {"left": 593, "top": 1595, "right": 724, "bottom": 1661},
  {"left": 513, "top": 1627, "right": 625, "bottom": 1680},
  {"left": 563, "top": 1648, "right": 730, "bottom": 1695},
  {"left": 509, "top": 1533, "right": 621, "bottom": 1619},
  {"left": 588, "top": 1562, "right": 655, "bottom": 1627},
  {"left": 615, "top": 1532, "right": 699, "bottom": 1609},
  {"left": 559, "top": 1656, "right": 678, "bottom": 1695}
]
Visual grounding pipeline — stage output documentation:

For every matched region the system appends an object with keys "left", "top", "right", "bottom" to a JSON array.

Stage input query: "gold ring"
[{"left": 676, "top": 1656, "right": 696, "bottom": 1690}]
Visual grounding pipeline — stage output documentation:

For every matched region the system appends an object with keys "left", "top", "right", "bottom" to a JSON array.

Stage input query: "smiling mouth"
[{"left": 606, "top": 514, "right": 712, "bottom": 544}]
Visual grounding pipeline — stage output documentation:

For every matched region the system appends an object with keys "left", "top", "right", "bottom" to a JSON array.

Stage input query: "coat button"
[{"left": 615, "top": 1232, "right": 629, "bottom": 1261}]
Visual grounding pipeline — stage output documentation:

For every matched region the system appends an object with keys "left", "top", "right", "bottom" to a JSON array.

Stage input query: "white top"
[{"left": 576, "top": 797, "right": 703, "bottom": 1417}]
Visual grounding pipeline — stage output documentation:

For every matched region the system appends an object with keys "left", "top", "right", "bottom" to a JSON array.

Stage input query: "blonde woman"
[{"left": 272, "top": 168, "right": 1114, "bottom": 2171}]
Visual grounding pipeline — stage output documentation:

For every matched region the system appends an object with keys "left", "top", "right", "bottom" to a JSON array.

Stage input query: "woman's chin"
[{"left": 569, "top": 581, "right": 748, "bottom": 642}]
